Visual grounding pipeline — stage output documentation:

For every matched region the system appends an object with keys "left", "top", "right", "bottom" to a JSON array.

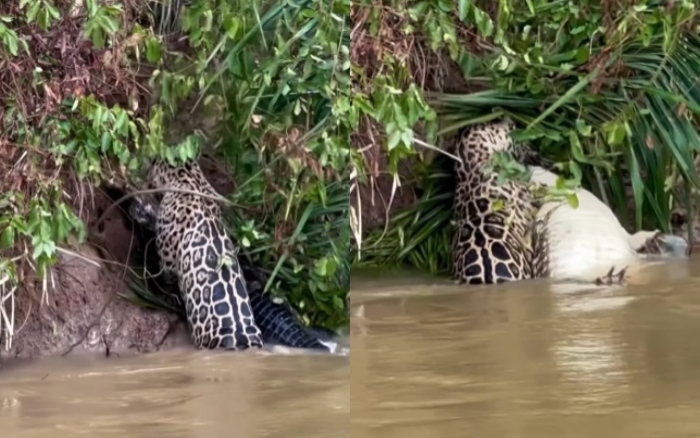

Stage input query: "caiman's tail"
[
  {"left": 241, "top": 264, "right": 335, "bottom": 352},
  {"left": 249, "top": 288, "right": 332, "bottom": 351}
]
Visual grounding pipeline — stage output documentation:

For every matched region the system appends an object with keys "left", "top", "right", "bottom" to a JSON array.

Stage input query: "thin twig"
[
  {"left": 56, "top": 247, "right": 102, "bottom": 268},
  {"left": 412, "top": 138, "right": 462, "bottom": 163},
  {"left": 92, "top": 186, "right": 255, "bottom": 231}
]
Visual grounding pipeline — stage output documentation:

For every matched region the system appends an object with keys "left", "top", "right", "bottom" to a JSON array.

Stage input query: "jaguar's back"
[{"left": 451, "top": 119, "right": 540, "bottom": 285}]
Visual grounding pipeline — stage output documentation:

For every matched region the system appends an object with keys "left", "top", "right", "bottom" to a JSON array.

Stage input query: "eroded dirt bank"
[
  {"left": 0, "top": 191, "right": 190, "bottom": 363},
  {"left": 0, "top": 158, "right": 246, "bottom": 363}
]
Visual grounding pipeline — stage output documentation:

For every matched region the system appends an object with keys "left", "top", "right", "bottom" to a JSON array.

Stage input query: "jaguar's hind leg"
[{"left": 594, "top": 266, "right": 628, "bottom": 286}]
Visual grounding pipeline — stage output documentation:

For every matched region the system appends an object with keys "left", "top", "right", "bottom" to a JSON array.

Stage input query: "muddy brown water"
[
  {"left": 0, "top": 343, "right": 349, "bottom": 438},
  {"left": 351, "top": 258, "right": 700, "bottom": 438},
  {"left": 5, "top": 257, "right": 700, "bottom": 438}
]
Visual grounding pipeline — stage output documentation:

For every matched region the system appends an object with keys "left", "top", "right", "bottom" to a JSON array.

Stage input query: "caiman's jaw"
[
  {"left": 638, "top": 232, "right": 691, "bottom": 258},
  {"left": 657, "top": 234, "right": 691, "bottom": 258}
]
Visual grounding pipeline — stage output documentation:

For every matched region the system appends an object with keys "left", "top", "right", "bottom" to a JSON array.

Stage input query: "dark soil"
[{"left": 351, "top": 156, "right": 418, "bottom": 233}]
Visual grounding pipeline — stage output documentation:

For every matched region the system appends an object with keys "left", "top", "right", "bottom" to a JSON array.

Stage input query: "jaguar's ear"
[
  {"left": 145, "top": 157, "right": 158, "bottom": 175},
  {"left": 500, "top": 115, "right": 515, "bottom": 129},
  {"left": 150, "top": 156, "right": 169, "bottom": 167}
]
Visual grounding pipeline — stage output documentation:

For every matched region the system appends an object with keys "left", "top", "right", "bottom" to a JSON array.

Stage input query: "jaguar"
[
  {"left": 451, "top": 117, "right": 547, "bottom": 285},
  {"left": 139, "top": 158, "right": 263, "bottom": 350}
]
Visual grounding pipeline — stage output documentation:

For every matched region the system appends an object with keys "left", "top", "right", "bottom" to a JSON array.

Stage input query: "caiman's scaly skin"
[
  {"left": 128, "top": 161, "right": 332, "bottom": 351},
  {"left": 242, "top": 265, "right": 336, "bottom": 350}
]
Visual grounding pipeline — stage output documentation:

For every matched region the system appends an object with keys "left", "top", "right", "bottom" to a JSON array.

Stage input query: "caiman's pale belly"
[
  {"left": 538, "top": 191, "right": 640, "bottom": 281},
  {"left": 530, "top": 167, "right": 641, "bottom": 281}
]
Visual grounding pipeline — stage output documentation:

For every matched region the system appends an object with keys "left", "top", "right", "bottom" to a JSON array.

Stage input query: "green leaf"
[
  {"left": 458, "top": 0, "right": 471, "bottom": 21},
  {"left": 45, "top": 1, "right": 61, "bottom": 19},
  {"left": 492, "top": 199, "right": 505, "bottom": 211},
  {"left": 224, "top": 16, "right": 241, "bottom": 39},
  {"left": 314, "top": 257, "right": 338, "bottom": 278},
  {"left": 387, "top": 129, "right": 402, "bottom": 150},
  {"left": 146, "top": 38, "right": 162, "bottom": 63},
  {"left": 472, "top": 7, "right": 494, "bottom": 37},
  {"left": 527, "top": 67, "right": 602, "bottom": 130},
  {"left": 0, "top": 227, "right": 14, "bottom": 248},
  {"left": 605, "top": 122, "right": 627, "bottom": 146},
  {"left": 332, "top": 295, "right": 345, "bottom": 310},
  {"left": 100, "top": 131, "right": 112, "bottom": 153},
  {"left": 89, "top": 27, "right": 105, "bottom": 49},
  {"left": 575, "top": 119, "right": 592, "bottom": 137},
  {"left": 26, "top": 0, "right": 41, "bottom": 23},
  {"left": 568, "top": 131, "right": 589, "bottom": 163}
]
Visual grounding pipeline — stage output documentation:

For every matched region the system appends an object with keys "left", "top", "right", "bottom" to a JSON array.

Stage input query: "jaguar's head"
[
  {"left": 127, "top": 195, "right": 159, "bottom": 231},
  {"left": 146, "top": 157, "right": 199, "bottom": 190}
]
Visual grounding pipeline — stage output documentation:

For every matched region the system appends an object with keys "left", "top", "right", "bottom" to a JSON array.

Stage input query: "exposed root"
[
  {"left": 0, "top": 254, "right": 56, "bottom": 351},
  {"left": 60, "top": 289, "right": 114, "bottom": 357},
  {"left": 0, "top": 272, "right": 17, "bottom": 351},
  {"left": 350, "top": 165, "right": 362, "bottom": 252}
]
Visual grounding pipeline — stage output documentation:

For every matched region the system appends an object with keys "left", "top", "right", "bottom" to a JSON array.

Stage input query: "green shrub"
[
  {"left": 353, "top": 0, "right": 700, "bottom": 275},
  {"left": 0, "top": 0, "right": 349, "bottom": 348}
]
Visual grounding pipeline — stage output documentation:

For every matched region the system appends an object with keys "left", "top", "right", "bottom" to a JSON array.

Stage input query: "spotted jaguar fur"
[
  {"left": 143, "top": 158, "right": 263, "bottom": 350},
  {"left": 451, "top": 118, "right": 546, "bottom": 285}
]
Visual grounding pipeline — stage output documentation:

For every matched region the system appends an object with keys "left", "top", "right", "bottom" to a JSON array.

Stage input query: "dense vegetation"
[
  {"left": 0, "top": 0, "right": 350, "bottom": 348},
  {"left": 352, "top": 0, "right": 700, "bottom": 275}
]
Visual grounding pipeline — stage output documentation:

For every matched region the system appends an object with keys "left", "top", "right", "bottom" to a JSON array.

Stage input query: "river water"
[
  {"left": 351, "top": 258, "right": 700, "bottom": 438},
  {"left": 5, "top": 257, "right": 700, "bottom": 437},
  {"left": 0, "top": 344, "right": 349, "bottom": 438}
]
